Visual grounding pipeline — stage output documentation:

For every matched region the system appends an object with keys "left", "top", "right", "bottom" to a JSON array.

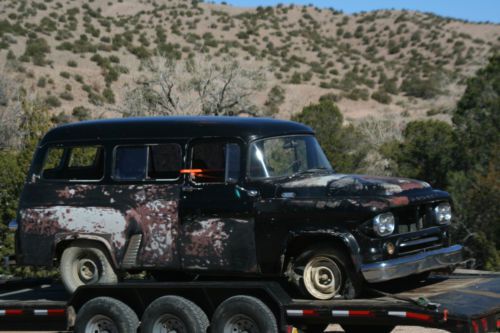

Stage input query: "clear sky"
[{"left": 211, "top": 0, "right": 500, "bottom": 23}]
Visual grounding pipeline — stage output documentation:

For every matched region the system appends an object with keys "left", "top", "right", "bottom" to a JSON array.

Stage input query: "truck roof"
[{"left": 40, "top": 116, "right": 314, "bottom": 145}]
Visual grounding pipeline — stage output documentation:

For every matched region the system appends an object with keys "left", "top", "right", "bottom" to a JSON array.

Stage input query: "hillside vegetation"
[{"left": 0, "top": 0, "right": 499, "bottom": 122}]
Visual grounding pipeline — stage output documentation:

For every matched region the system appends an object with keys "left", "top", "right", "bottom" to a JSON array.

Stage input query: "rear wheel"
[
  {"left": 288, "top": 246, "right": 362, "bottom": 300},
  {"left": 60, "top": 241, "right": 117, "bottom": 293},
  {"left": 141, "top": 295, "right": 209, "bottom": 333},
  {"left": 74, "top": 297, "right": 138, "bottom": 333},
  {"left": 211, "top": 295, "right": 278, "bottom": 333}
]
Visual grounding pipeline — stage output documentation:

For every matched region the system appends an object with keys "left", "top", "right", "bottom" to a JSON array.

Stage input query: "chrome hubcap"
[
  {"left": 85, "top": 314, "right": 118, "bottom": 333},
  {"left": 303, "top": 256, "right": 342, "bottom": 300},
  {"left": 152, "top": 314, "right": 187, "bottom": 333},
  {"left": 223, "top": 314, "right": 258, "bottom": 333}
]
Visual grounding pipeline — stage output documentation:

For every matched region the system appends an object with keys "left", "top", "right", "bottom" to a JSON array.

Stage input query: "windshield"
[{"left": 248, "top": 135, "right": 332, "bottom": 179}]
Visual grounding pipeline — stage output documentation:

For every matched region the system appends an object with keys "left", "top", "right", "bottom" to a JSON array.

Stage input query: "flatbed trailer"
[{"left": 0, "top": 271, "right": 499, "bottom": 333}]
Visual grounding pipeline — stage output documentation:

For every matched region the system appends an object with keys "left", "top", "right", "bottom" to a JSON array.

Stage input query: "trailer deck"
[{"left": 0, "top": 271, "right": 499, "bottom": 332}]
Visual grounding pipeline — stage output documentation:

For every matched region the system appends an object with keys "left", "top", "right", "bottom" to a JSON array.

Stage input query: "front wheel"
[
  {"left": 60, "top": 241, "right": 118, "bottom": 293},
  {"left": 288, "top": 246, "right": 363, "bottom": 300}
]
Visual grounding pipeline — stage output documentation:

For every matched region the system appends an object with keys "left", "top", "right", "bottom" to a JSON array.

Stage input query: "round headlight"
[
  {"left": 373, "top": 212, "right": 395, "bottom": 237},
  {"left": 434, "top": 202, "right": 452, "bottom": 225}
]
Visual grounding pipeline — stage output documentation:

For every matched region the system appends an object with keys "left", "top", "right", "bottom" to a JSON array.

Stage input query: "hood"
[{"left": 278, "top": 174, "right": 449, "bottom": 208}]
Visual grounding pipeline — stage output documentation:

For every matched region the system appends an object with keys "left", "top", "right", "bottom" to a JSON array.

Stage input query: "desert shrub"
[
  {"left": 264, "top": 85, "right": 285, "bottom": 116},
  {"left": 59, "top": 91, "right": 74, "bottom": 101},
  {"left": 345, "top": 88, "right": 369, "bottom": 101},
  {"left": 400, "top": 74, "right": 442, "bottom": 99},
  {"left": 371, "top": 89, "right": 392, "bottom": 104},
  {"left": 60, "top": 71, "right": 70, "bottom": 79},
  {"left": 44, "top": 95, "right": 61, "bottom": 108},
  {"left": 102, "top": 87, "right": 115, "bottom": 104},
  {"left": 67, "top": 60, "right": 78, "bottom": 67},
  {"left": 74, "top": 74, "right": 84, "bottom": 83},
  {"left": 290, "top": 72, "right": 301, "bottom": 84},
  {"left": 37, "top": 77, "right": 46, "bottom": 88},
  {"left": 23, "top": 37, "right": 50, "bottom": 66},
  {"left": 72, "top": 106, "right": 91, "bottom": 120}
]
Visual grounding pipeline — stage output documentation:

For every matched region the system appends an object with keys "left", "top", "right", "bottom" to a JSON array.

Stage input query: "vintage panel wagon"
[{"left": 14, "top": 117, "right": 462, "bottom": 298}]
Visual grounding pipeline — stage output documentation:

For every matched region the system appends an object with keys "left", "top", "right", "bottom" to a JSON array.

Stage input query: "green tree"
[
  {"left": 448, "top": 54, "right": 500, "bottom": 270},
  {"left": 0, "top": 99, "right": 53, "bottom": 276},
  {"left": 292, "top": 100, "right": 366, "bottom": 173},
  {"left": 387, "top": 120, "right": 456, "bottom": 188},
  {"left": 453, "top": 54, "right": 500, "bottom": 172}
]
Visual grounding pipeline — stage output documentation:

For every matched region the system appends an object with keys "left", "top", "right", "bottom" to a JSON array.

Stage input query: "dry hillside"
[{"left": 1, "top": 0, "right": 499, "bottom": 122}]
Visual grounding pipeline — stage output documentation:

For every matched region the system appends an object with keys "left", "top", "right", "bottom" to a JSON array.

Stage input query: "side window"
[
  {"left": 149, "top": 144, "right": 182, "bottom": 179},
  {"left": 42, "top": 145, "right": 104, "bottom": 181},
  {"left": 113, "top": 144, "right": 182, "bottom": 181},
  {"left": 68, "top": 146, "right": 100, "bottom": 167},
  {"left": 191, "top": 142, "right": 241, "bottom": 184},
  {"left": 114, "top": 146, "right": 148, "bottom": 181}
]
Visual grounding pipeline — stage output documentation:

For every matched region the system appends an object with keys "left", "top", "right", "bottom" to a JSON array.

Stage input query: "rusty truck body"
[{"left": 14, "top": 116, "right": 462, "bottom": 298}]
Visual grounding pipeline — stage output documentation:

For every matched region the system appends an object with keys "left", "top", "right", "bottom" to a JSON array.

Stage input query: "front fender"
[{"left": 283, "top": 229, "right": 363, "bottom": 272}]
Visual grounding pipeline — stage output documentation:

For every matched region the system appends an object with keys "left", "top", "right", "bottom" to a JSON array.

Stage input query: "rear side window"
[
  {"left": 113, "top": 143, "right": 182, "bottom": 181},
  {"left": 42, "top": 145, "right": 104, "bottom": 181}
]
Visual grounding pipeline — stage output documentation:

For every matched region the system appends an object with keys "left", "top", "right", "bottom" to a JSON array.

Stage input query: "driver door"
[{"left": 179, "top": 138, "right": 259, "bottom": 273}]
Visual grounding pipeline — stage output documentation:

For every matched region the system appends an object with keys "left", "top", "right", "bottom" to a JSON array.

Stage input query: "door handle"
[{"left": 182, "top": 185, "right": 202, "bottom": 192}]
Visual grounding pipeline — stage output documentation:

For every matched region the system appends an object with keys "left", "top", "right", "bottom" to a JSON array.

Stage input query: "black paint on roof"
[{"left": 40, "top": 116, "right": 314, "bottom": 144}]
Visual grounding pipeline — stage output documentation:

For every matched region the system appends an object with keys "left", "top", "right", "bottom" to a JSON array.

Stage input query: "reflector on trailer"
[
  {"left": 388, "top": 311, "right": 433, "bottom": 322},
  {"left": 286, "top": 309, "right": 319, "bottom": 317},
  {"left": 332, "top": 310, "right": 374, "bottom": 317},
  {"left": 33, "top": 309, "right": 65, "bottom": 316},
  {"left": 0, "top": 309, "right": 23, "bottom": 316}
]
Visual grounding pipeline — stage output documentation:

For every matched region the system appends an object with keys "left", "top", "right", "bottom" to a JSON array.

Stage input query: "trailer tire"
[
  {"left": 141, "top": 295, "right": 209, "bottom": 333},
  {"left": 74, "top": 296, "right": 139, "bottom": 333},
  {"left": 60, "top": 241, "right": 117, "bottom": 294},
  {"left": 341, "top": 325, "right": 395, "bottom": 333},
  {"left": 211, "top": 295, "right": 278, "bottom": 333}
]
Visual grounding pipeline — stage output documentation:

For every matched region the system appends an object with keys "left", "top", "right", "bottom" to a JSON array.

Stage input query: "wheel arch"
[
  {"left": 283, "top": 231, "right": 362, "bottom": 272},
  {"left": 54, "top": 234, "right": 119, "bottom": 268}
]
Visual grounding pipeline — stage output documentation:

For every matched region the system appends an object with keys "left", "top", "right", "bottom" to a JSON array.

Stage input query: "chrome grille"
[{"left": 396, "top": 204, "right": 433, "bottom": 234}]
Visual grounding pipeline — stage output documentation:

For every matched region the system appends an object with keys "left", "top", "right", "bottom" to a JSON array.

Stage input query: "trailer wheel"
[
  {"left": 141, "top": 295, "right": 209, "bottom": 333},
  {"left": 74, "top": 296, "right": 139, "bottom": 333},
  {"left": 211, "top": 295, "right": 278, "bottom": 333},
  {"left": 341, "top": 325, "right": 395, "bottom": 333},
  {"left": 60, "top": 241, "right": 118, "bottom": 293},
  {"left": 289, "top": 246, "right": 362, "bottom": 300}
]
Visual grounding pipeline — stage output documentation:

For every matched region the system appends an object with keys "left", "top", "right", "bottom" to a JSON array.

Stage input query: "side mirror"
[
  {"left": 8, "top": 220, "right": 18, "bottom": 231},
  {"left": 225, "top": 143, "right": 241, "bottom": 184}
]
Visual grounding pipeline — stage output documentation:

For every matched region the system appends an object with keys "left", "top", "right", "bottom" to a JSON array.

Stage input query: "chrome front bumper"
[{"left": 361, "top": 244, "right": 463, "bottom": 283}]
